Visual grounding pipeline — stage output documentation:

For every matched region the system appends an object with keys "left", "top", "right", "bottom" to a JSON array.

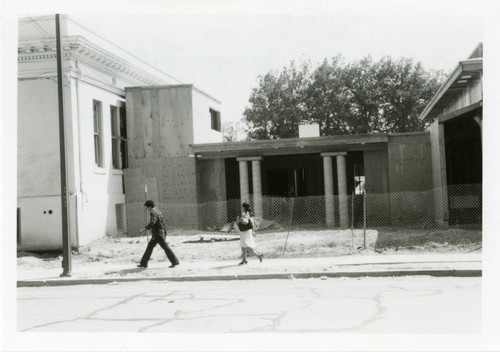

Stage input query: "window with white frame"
[
  {"left": 111, "top": 106, "right": 128, "bottom": 169},
  {"left": 210, "top": 108, "right": 221, "bottom": 132},
  {"left": 93, "top": 100, "right": 104, "bottom": 167}
]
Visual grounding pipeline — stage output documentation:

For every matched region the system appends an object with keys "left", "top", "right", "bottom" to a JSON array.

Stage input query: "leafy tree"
[
  {"left": 243, "top": 55, "right": 445, "bottom": 139},
  {"left": 244, "top": 61, "right": 311, "bottom": 139},
  {"left": 304, "top": 55, "right": 352, "bottom": 135},
  {"left": 374, "top": 56, "right": 447, "bottom": 132},
  {"left": 222, "top": 121, "right": 247, "bottom": 142},
  {"left": 341, "top": 56, "right": 382, "bottom": 134}
]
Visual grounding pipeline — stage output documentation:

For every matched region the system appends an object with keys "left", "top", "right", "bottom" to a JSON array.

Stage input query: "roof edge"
[{"left": 419, "top": 57, "right": 483, "bottom": 121}]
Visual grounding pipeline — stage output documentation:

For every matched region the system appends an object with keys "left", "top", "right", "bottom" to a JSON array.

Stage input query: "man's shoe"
[
  {"left": 137, "top": 264, "right": 147, "bottom": 268},
  {"left": 169, "top": 263, "right": 179, "bottom": 268}
]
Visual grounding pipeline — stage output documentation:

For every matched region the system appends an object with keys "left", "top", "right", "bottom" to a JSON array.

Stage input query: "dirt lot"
[{"left": 17, "top": 227, "right": 482, "bottom": 270}]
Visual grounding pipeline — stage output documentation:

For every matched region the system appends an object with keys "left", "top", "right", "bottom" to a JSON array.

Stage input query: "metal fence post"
[
  {"left": 351, "top": 192, "right": 354, "bottom": 252},
  {"left": 282, "top": 198, "right": 295, "bottom": 255},
  {"left": 363, "top": 190, "right": 367, "bottom": 249},
  {"left": 144, "top": 184, "right": 149, "bottom": 241}
]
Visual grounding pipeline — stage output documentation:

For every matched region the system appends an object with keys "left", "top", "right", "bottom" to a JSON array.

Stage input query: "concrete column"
[
  {"left": 238, "top": 156, "right": 263, "bottom": 216},
  {"left": 336, "top": 153, "right": 348, "bottom": 228},
  {"left": 429, "top": 121, "right": 449, "bottom": 227},
  {"left": 322, "top": 154, "right": 335, "bottom": 227},
  {"left": 238, "top": 159, "right": 249, "bottom": 204},
  {"left": 251, "top": 158, "right": 263, "bottom": 218}
]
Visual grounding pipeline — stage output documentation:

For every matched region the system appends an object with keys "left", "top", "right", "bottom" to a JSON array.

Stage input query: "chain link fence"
[{"left": 124, "top": 184, "right": 482, "bottom": 257}]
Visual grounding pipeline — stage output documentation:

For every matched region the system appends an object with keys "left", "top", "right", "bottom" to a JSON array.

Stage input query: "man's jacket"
[{"left": 145, "top": 207, "right": 166, "bottom": 237}]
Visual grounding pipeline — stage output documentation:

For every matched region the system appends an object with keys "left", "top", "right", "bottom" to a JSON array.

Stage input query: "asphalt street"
[{"left": 18, "top": 276, "right": 481, "bottom": 333}]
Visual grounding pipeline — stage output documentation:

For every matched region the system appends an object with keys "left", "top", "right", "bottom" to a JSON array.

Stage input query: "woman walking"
[{"left": 236, "top": 202, "right": 263, "bottom": 265}]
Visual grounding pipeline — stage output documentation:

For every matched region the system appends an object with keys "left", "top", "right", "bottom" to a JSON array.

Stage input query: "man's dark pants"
[{"left": 140, "top": 235, "right": 179, "bottom": 267}]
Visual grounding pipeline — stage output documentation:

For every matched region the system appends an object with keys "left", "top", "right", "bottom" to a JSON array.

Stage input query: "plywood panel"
[
  {"left": 145, "top": 177, "right": 158, "bottom": 201},
  {"left": 196, "top": 158, "right": 227, "bottom": 203},
  {"left": 142, "top": 89, "right": 154, "bottom": 158},
  {"left": 123, "top": 174, "right": 146, "bottom": 203},
  {"left": 364, "top": 149, "right": 389, "bottom": 193},
  {"left": 157, "top": 87, "right": 193, "bottom": 157},
  {"left": 150, "top": 89, "right": 162, "bottom": 157},
  {"left": 387, "top": 134, "right": 432, "bottom": 192}
]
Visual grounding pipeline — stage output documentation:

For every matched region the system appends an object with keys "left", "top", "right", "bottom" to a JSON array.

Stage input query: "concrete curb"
[{"left": 17, "top": 269, "right": 482, "bottom": 287}]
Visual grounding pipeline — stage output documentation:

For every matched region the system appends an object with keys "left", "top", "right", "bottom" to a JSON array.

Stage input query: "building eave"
[
  {"left": 419, "top": 57, "right": 483, "bottom": 121},
  {"left": 191, "top": 133, "right": 393, "bottom": 159}
]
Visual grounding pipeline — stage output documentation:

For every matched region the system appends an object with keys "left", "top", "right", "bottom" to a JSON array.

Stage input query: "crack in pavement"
[
  {"left": 248, "top": 286, "right": 322, "bottom": 332},
  {"left": 21, "top": 292, "right": 147, "bottom": 331},
  {"left": 138, "top": 294, "right": 244, "bottom": 332}
]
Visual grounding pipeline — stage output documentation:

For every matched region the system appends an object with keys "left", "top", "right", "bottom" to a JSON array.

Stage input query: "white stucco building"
[{"left": 17, "top": 15, "right": 222, "bottom": 250}]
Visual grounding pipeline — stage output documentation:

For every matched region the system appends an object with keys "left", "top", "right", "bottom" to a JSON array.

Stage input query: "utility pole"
[{"left": 56, "top": 14, "right": 72, "bottom": 277}]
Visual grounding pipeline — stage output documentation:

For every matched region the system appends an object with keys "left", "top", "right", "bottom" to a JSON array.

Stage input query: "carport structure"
[
  {"left": 191, "top": 131, "right": 432, "bottom": 228},
  {"left": 421, "top": 43, "right": 483, "bottom": 226}
]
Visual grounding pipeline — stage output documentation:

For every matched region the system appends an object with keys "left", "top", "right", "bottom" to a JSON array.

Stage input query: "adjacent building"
[
  {"left": 17, "top": 15, "right": 221, "bottom": 250},
  {"left": 420, "top": 43, "right": 483, "bottom": 226}
]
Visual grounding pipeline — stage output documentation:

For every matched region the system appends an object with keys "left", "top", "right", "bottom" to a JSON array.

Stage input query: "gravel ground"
[{"left": 17, "top": 228, "right": 481, "bottom": 270}]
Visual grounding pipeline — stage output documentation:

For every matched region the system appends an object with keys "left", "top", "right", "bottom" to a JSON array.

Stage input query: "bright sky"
[
  {"left": 6, "top": 0, "right": 489, "bottom": 124},
  {"left": 67, "top": 7, "right": 485, "bottom": 123}
]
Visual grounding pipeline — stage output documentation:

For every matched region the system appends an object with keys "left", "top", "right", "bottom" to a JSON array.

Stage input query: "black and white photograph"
[{"left": 1, "top": 0, "right": 500, "bottom": 351}]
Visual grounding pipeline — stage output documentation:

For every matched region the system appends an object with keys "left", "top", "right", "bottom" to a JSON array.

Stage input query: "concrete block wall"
[
  {"left": 386, "top": 132, "right": 433, "bottom": 225},
  {"left": 195, "top": 158, "right": 228, "bottom": 228},
  {"left": 363, "top": 149, "right": 391, "bottom": 225},
  {"left": 387, "top": 133, "right": 433, "bottom": 192}
]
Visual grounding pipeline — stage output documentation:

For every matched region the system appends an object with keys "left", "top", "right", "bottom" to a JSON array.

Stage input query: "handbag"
[{"left": 237, "top": 217, "right": 254, "bottom": 231}]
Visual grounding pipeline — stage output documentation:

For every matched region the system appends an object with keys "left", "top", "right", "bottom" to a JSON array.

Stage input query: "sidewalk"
[{"left": 17, "top": 252, "right": 482, "bottom": 287}]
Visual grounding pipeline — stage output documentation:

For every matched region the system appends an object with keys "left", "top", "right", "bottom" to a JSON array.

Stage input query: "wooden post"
[{"left": 56, "top": 14, "right": 72, "bottom": 277}]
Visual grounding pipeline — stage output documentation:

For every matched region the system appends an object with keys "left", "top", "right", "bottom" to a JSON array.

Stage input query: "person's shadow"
[
  {"left": 212, "top": 263, "right": 245, "bottom": 269},
  {"left": 104, "top": 268, "right": 145, "bottom": 276}
]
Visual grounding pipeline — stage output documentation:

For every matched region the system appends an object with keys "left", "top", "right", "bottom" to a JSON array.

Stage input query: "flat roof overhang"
[
  {"left": 419, "top": 58, "right": 483, "bottom": 121},
  {"left": 190, "top": 133, "right": 392, "bottom": 159}
]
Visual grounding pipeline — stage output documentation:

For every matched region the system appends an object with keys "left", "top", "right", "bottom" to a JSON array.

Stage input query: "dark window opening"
[
  {"left": 210, "top": 108, "right": 221, "bottom": 132},
  {"left": 353, "top": 163, "right": 365, "bottom": 194},
  {"left": 111, "top": 105, "right": 128, "bottom": 169},
  {"left": 444, "top": 113, "right": 482, "bottom": 185},
  {"left": 267, "top": 168, "right": 306, "bottom": 197}
]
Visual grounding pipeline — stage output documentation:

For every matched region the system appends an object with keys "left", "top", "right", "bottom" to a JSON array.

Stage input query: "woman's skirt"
[{"left": 239, "top": 229, "right": 256, "bottom": 248}]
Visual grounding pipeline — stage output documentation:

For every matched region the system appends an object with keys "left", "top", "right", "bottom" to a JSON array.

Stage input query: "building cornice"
[{"left": 18, "top": 35, "right": 167, "bottom": 86}]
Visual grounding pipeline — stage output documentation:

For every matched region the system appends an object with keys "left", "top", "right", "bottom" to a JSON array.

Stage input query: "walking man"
[{"left": 137, "top": 200, "right": 179, "bottom": 268}]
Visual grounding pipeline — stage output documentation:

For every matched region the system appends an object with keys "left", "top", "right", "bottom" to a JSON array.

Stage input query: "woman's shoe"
[
  {"left": 238, "top": 260, "right": 248, "bottom": 265},
  {"left": 259, "top": 255, "right": 263, "bottom": 263}
]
